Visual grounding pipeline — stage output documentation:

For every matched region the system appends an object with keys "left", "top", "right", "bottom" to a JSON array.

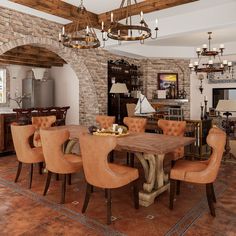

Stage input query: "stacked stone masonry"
[{"left": 0, "top": 6, "right": 190, "bottom": 125}]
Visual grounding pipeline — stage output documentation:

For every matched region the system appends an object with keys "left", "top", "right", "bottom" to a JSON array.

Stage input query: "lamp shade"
[
  {"left": 110, "top": 83, "right": 128, "bottom": 94},
  {"left": 216, "top": 100, "right": 236, "bottom": 112}
]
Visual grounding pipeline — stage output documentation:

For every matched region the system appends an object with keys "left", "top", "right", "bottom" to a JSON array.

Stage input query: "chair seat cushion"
[
  {"left": 64, "top": 154, "right": 82, "bottom": 164},
  {"left": 108, "top": 163, "right": 139, "bottom": 188},
  {"left": 165, "top": 147, "right": 184, "bottom": 161},
  {"left": 170, "top": 159, "right": 207, "bottom": 181}
]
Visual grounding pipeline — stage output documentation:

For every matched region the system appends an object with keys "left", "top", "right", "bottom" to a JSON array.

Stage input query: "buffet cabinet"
[{"left": 0, "top": 113, "right": 16, "bottom": 153}]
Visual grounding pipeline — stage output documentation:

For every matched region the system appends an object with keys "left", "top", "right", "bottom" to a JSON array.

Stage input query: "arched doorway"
[{"left": 0, "top": 36, "right": 99, "bottom": 125}]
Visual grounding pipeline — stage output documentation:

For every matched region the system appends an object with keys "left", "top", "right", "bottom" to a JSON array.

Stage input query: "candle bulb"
[
  {"left": 101, "top": 21, "right": 104, "bottom": 30},
  {"left": 223, "top": 60, "right": 228, "bottom": 65},
  {"left": 189, "top": 63, "right": 193, "bottom": 68},
  {"left": 202, "top": 44, "right": 207, "bottom": 49},
  {"left": 155, "top": 18, "right": 158, "bottom": 27},
  {"left": 194, "top": 61, "right": 199, "bottom": 66},
  {"left": 111, "top": 12, "right": 113, "bottom": 22},
  {"left": 59, "top": 33, "right": 62, "bottom": 41},
  {"left": 196, "top": 48, "right": 201, "bottom": 52},
  {"left": 118, "top": 30, "right": 120, "bottom": 36},
  {"left": 86, "top": 26, "right": 89, "bottom": 34},
  {"left": 140, "top": 11, "right": 144, "bottom": 20},
  {"left": 220, "top": 44, "right": 224, "bottom": 49},
  {"left": 62, "top": 26, "right": 65, "bottom": 35},
  {"left": 204, "top": 96, "right": 208, "bottom": 101},
  {"left": 208, "top": 60, "right": 213, "bottom": 65},
  {"left": 228, "top": 61, "right": 232, "bottom": 66}
]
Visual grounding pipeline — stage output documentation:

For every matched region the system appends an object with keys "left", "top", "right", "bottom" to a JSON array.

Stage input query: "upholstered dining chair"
[
  {"left": 123, "top": 117, "right": 147, "bottom": 166},
  {"left": 95, "top": 115, "right": 115, "bottom": 129},
  {"left": 32, "top": 115, "right": 56, "bottom": 147},
  {"left": 79, "top": 133, "right": 139, "bottom": 225},
  {"left": 40, "top": 128, "right": 83, "bottom": 204},
  {"left": 169, "top": 127, "right": 226, "bottom": 217},
  {"left": 11, "top": 124, "right": 45, "bottom": 189},
  {"left": 126, "top": 103, "right": 136, "bottom": 117},
  {"left": 158, "top": 119, "right": 186, "bottom": 164}
]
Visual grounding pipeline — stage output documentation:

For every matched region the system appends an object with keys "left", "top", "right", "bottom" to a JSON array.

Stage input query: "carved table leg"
[{"left": 135, "top": 153, "right": 169, "bottom": 207}]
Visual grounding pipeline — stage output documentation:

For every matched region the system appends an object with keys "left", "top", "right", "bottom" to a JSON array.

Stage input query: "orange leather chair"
[
  {"left": 40, "top": 128, "right": 83, "bottom": 204},
  {"left": 79, "top": 133, "right": 139, "bottom": 225},
  {"left": 95, "top": 115, "right": 115, "bottom": 129},
  {"left": 124, "top": 117, "right": 147, "bottom": 166},
  {"left": 32, "top": 116, "right": 56, "bottom": 147},
  {"left": 123, "top": 117, "right": 147, "bottom": 133},
  {"left": 11, "top": 124, "right": 44, "bottom": 189},
  {"left": 158, "top": 119, "right": 186, "bottom": 162},
  {"left": 169, "top": 127, "right": 226, "bottom": 217}
]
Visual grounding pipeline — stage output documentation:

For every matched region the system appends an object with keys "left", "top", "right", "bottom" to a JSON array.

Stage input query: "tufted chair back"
[
  {"left": 96, "top": 115, "right": 115, "bottom": 129},
  {"left": 123, "top": 117, "right": 147, "bottom": 133},
  {"left": 32, "top": 116, "right": 56, "bottom": 147},
  {"left": 40, "top": 128, "right": 82, "bottom": 174},
  {"left": 11, "top": 124, "right": 44, "bottom": 164},
  {"left": 158, "top": 119, "right": 186, "bottom": 160},
  {"left": 80, "top": 133, "right": 132, "bottom": 188}
]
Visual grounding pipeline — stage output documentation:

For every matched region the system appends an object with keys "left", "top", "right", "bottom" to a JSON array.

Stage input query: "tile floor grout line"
[
  {"left": 164, "top": 181, "right": 228, "bottom": 236},
  {"left": 0, "top": 177, "right": 126, "bottom": 236}
]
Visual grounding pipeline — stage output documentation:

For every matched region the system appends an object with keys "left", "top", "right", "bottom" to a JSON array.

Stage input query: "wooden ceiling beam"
[
  {"left": 98, "top": 0, "right": 199, "bottom": 23},
  {"left": 0, "top": 58, "right": 64, "bottom": 67},
  {"left": 9, "top": 0, "right": 100, "bottom": 28},
  {"left": 0, "top": 54, "right": 65, "bottom": 64},
  {"left": 0, "top": 59, "right": 53, "bottom": 68}
]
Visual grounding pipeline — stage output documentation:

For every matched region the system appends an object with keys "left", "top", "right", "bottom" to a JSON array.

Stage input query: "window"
[{"left": 0, "top": 68, "right": 6, "bottom": 103}]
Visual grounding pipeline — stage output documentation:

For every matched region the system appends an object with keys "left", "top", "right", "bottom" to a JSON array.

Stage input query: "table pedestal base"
[
  {"left": 139, "top": 183, "right": 170, "bottom": 207},
  {"left": 135, "top": 152, "right": 170, "bottom": 207}
]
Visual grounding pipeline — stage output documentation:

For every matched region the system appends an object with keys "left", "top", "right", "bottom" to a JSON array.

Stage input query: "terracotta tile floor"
[{"left": 0, "top": 154, "right": 235, "bottom": 236}]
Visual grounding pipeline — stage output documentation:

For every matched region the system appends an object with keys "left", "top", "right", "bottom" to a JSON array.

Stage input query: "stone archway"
[{"left": 0, "top": 36, "right": 99, "bottom": 125}]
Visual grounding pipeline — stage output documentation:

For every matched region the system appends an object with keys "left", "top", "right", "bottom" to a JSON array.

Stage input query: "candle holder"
[
  {"left": 204, "top": 100, "right": 208, "bottom": 119},
  {"left": 200, "top": 105, "right": 204, "bottom": 120}
]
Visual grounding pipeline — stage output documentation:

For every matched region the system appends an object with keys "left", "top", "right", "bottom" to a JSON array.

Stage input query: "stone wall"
[{"left": 0, "top": 6, "right": 190, "bottom": 124}]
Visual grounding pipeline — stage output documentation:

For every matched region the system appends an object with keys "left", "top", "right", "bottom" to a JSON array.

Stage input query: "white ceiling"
[
  {"left": 0, "top": 0, "right": 236, "bottom": 57},
  {"left": 63, "top": 0, "right": 145, "bottom": 14}
]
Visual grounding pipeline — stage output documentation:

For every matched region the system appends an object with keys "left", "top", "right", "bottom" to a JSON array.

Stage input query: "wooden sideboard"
[{"left": 0, "top": 106, "right": 70, "bottom": 154}]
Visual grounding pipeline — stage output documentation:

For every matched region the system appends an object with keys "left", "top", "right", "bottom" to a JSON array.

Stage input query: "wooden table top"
[{"left": 53, "top": 125, "right": 195, "bottom": 155}]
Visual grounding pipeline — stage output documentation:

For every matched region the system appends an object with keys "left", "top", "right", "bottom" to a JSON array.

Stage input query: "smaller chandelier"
[
  {"left": 189, "top": 32, "right": 232, "bottom": 78},
  {"left": 101, "top": 0, "right": 158, "bottom": 46},
  {"left": 59, "top": 0, "right": 100, "bottom": 49}
]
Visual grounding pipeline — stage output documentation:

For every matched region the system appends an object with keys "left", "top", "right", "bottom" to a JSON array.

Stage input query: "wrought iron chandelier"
[
  {"left": 59, "top": 0, "right": 100, "bottom": 49},
  {"left": 101, "top": 0, "right": 158, "bottom": 46},
  {"left": 189, "top": 32, "right": 232, "bottom": 78}
]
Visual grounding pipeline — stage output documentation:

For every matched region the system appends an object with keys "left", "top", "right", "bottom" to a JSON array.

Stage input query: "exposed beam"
[
  {"left": 0, "top": 45, "right": 66, "bottom": 68},
  {"left": 99, "top": 0, "right": 199, "bottom": 23},
  {"left": 0, "top": 60, "right": 52, "bottom": 68},
  {"left": 9, "top": 0, "right": 100, "bottom": 28}
]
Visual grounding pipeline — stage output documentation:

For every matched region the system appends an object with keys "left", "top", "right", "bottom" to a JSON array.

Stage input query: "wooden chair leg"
[
  {"left": 56, "top": 173, "right": 59, "bottom": 181},
  {"left": 126, "top": 152, "right": 130, "bottom": 165},
  {"left": 206, "top": 183, "right": 216, "bottom": 217},
  {"left": 130, "top": 153, "right": 134, "bottom": 167},
  {"left": 67, "top": 174, "right": 72, "bottom": 185},
  {"left": 176, "top": 180, "right": 181, "bottom": 195},
  {"left": 43, "top": 171, "right": 52, "bottom": 196},
  {"left": 169, "top": 179, "right": 176, "bottom": 210},
  {"left": 211, "top": 183, "right": 216, "bottom": 203},
  {"left": 82, "top": 183, "right": 92, "bottom": 213},
  {"left": 15, "top": 161, "right": 22, "bottom": 183},
  {"left": 28, "top": 164, "right": 34, "bottom": 189},
  {"left": 107, "top": 189, "right": 112, "bottom": 225},
  {"left": 105, "top": 189, "right": 108, "bottom": 199},
  {"left": 133, "top": 180, "right": 139, "bottom": 209},
  {"left": 60, "top": 174, "right": 66, "bottom": 204},
  {"left": 38, "top": 162, "right": 43, "bottom": 175}
]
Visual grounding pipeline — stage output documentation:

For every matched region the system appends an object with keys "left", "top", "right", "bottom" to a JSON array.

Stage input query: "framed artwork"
[{"left": 158, "top": 73, "right": 178, "bottom": 99}]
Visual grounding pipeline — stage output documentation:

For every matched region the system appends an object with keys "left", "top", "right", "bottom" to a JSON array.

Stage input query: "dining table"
[{"left": 53, "top": 125, "right": 195, "bottom": 207}]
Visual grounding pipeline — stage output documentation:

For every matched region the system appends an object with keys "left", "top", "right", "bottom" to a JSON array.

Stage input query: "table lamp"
[
  {"left": 216, "top": 100, "right": 236, "bottom": 161},
  {"left": 110, "top": 83, "right": 128, "bottom": 124}
]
